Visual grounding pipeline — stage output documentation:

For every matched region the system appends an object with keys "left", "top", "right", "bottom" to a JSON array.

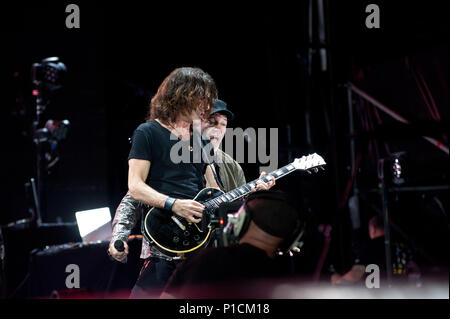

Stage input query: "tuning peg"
[
  {"left": 313, "top": 168, "right": 318, "bottom": 173},
  {"left": 306, "top": 169, "right": 312, "bottom": 174},
  {"left": 320, "top": 166, "right": 325, "bottom": 170}
]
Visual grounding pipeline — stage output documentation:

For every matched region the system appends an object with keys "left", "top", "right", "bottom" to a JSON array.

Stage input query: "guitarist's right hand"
[{"left": 172, "top": 199, "right": 205, "bottom": 223}]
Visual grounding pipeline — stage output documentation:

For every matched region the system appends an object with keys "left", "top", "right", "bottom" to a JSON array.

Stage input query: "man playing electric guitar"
[{"left": 110, "top": 68, "right": 274, "bottom": 298}]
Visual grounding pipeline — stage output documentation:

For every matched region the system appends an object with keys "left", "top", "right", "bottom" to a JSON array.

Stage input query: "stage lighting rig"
[
  {"left": 29, "top": 57, "right": 69, "bottom": 225},
  {"left": 31, "top": 57, "right": 67, "bottom": 124}
]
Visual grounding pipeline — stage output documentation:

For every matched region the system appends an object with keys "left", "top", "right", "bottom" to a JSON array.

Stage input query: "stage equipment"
[
  {"left": 31, "top": 57, "right": 67, "bottom": 92},
  {"left": 28, "top": 237, "right": 142, "bottom": 298},
  {"left": 391, "top": 152, "right": 406, "bottom": 186},
  {"left": 346, "top": 83, "right": 448, "bottom": 155},
  {"left": 75, "top": 207, "right": 112, "bottom": 243},
  {"left": 346, "top": 82, "right": 449, "bottom": 287},
  {"left": 30, "top": 57, "right": 68, "bottom": 225},
  {"left": 377, "top": 157, "right": 394, "bottom": 286}
]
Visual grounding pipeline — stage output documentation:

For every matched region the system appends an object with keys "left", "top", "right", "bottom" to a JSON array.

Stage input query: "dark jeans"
[{"left": 129, "top": 257, "right": 180, "bottom": 298}]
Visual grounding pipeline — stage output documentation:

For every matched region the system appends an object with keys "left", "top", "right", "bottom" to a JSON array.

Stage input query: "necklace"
[{"left": 167, "top": 121, "right": 191, "bottom": 140}]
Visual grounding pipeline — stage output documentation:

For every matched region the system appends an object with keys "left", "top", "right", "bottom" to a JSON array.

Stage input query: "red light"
[
  {"left": 32, "top": 89, "right": 39, "bottom": 96},
  {"left": 219, "top": 219, "right": 224, "bottom": 225}
]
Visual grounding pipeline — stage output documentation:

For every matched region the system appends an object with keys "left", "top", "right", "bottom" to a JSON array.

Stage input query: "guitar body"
[{"left": 143, "top": 187, "right": 224, "bottom": 257}]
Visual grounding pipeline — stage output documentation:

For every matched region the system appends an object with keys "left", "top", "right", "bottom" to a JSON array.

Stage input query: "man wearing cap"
[
  {"left": 201, "top": 99, "right": 246, "bottom": 192},
  {"left": 202, "top": 99, "right": 274, "bottom": 193}
]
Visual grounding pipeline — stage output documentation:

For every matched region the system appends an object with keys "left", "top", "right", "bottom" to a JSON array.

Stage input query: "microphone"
[
  {"left": 114, "top": 240, "right": 125, "bottom": 252},
  {"left": 108, "top": 240, "right": 127, "bottom": 263}
]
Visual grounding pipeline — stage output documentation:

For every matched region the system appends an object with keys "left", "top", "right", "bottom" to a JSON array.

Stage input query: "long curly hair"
[{"left": 147, "top": 67, "right": 217, "bottom": 124}]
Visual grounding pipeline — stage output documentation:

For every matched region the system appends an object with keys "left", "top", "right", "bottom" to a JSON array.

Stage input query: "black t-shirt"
[
  {"left": 359, "top": 237, "right": 387, "bottom": 271},
  {"left": 163, "top": 243, "right": 286, "bottom": 298},
  {"left": 128, "top": 120, "right": 213, "bottom": 199}
]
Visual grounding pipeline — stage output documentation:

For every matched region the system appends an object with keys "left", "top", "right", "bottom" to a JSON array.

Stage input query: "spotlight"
[
  {"left": 45, "top": 119, "right": 71, "bottom": 141},
  {"left": 391, "top": 152, "right": 406, "bottom": 185},
  {"left": 75, "top": 207, "right": 112, "bottom": 243},
  {"left": 31, "top": 57, "right": 67, "bottom": 92}
]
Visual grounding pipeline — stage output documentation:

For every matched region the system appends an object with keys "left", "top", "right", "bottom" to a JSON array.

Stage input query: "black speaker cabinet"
[{"left": 25, "top": 236, "right": 142, "bottom": 298}]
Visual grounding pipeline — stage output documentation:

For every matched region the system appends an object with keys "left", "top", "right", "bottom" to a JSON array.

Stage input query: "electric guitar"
[{"left": 143, "top": 153, "right": 326, "bottom": 257}]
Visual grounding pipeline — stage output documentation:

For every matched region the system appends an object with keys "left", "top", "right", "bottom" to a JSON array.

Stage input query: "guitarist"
[{"left": 109, "top": 68, "right": 274, "bottom": 297}]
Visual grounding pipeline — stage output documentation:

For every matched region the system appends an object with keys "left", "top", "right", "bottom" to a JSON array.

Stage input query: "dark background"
[{"left": 0, "top": 0, "right": 448, "bottom": 298}]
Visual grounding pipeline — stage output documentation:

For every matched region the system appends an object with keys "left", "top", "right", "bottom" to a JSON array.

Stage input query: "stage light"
[
  {"left": 393, "top": 159, "right": 402, "bottom": 179},
  {"left": 75, "top": 207, "right": 112, "bottom": 243},
  {"left": 45, "top": 119, "right": 70, "bottom": 141},
  {"left": 391, "top": 152, "right": 406, "bottom": 185},
  {"left": 31, "top": 57, "right": 67, "bottom": 92}
]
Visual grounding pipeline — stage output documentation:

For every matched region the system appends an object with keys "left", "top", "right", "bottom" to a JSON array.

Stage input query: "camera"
[{"left": 209, "top": 200, "right": 244, "bottom": 248}]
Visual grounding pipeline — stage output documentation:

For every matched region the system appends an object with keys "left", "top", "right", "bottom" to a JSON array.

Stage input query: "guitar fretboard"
[{"left": 205, "top": 163, "right": 297, "bottom": 210}]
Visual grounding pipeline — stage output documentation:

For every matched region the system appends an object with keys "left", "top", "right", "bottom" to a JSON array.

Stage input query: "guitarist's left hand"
[{"left": 251, "top": 171, "right": 275, "bottom": 192}]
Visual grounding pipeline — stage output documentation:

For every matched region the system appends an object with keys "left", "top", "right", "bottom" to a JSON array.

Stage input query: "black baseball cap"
[{"left": 211, "top": 99, "right": 234, "bottom": 120}]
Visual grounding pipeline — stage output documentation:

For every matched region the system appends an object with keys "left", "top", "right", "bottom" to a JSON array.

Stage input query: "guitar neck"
[{"left": 205, "top": 162, "right": 298, "bottom": 208}]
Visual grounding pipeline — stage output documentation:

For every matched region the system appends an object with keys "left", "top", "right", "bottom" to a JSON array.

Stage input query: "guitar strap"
[
  {"left": 192, "top": 127, "right": 225, "bottom": 192},
  {"left": 212, "top": 162, "right": 225, "bottom": 191}
]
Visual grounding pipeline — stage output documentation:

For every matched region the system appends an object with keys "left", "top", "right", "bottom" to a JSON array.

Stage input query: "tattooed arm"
[{"left": 108, "top": 191, "right": 144, "bottom": 261}]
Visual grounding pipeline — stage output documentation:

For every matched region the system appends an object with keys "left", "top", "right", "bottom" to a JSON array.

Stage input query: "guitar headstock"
[{"left": 292, "top": 153, "right": 326, "bottom": 173}]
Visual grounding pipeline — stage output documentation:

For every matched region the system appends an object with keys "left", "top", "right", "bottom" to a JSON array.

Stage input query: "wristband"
[{"left": 164, "top": 197, "right": 176, "bottom": 211}]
